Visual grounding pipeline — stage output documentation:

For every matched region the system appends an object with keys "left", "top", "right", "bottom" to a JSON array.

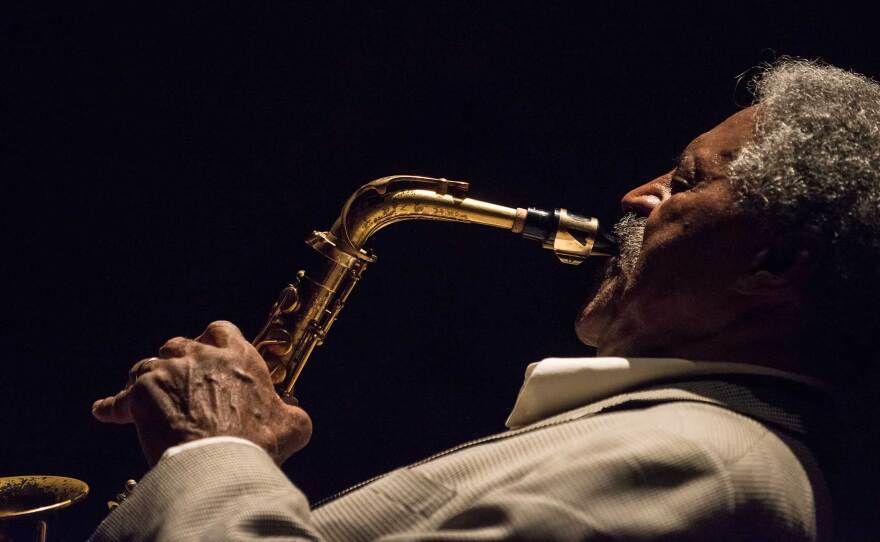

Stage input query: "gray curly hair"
[{"left": 731, "top": 59, "right": 880, "bottom": 366}]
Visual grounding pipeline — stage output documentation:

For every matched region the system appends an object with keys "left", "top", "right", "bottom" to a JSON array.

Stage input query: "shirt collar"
[{"left": 505, "top": 357, "right": 829, "bottom": 429}]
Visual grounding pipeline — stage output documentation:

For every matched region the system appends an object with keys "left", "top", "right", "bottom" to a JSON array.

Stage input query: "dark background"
[{"left": 4, "top": 2, "right": 878, "bottom": 539}]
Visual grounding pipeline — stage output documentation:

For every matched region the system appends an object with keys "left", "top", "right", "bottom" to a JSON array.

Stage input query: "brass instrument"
[
  {"left": 0, "top": 476, "right": 88, "bottom": 542},
  {"left": 0, "top": 175, "right": 613, "bottom": 539},
  {"left": 253, "top": 175, "right": 615, "bottom": 401}
]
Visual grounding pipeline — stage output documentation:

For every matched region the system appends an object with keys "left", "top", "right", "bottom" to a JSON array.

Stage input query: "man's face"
[{"left": 576, "top": 106, "right": 765, "bottom": 357}]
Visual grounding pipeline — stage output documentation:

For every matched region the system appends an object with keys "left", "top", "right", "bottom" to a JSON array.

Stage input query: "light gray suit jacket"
[{"left": 90, "top": 377, "right": 833, "bottom": 541}]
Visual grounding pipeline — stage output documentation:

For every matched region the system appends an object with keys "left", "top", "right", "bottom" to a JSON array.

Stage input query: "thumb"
[{"left": 278, "top": 403, "right": 313, "bottom": 461}]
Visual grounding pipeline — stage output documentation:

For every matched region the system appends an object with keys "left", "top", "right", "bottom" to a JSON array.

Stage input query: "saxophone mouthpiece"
[
  {"left": 592, "top": 226, "right": 618, "bottom": 256},
  {"left": 514, "top": 206, "right": 617, "bottom": 264}
]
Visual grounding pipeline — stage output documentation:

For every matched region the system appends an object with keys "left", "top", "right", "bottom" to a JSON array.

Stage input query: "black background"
[{"left": 4, "top": 3, "right": 879, "bottom": 539}]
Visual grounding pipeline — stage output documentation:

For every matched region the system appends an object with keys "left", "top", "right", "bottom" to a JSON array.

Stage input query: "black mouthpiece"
[
  {"left": 517, "top": 207, "right": 618, "bottom": 261},
  {"left": 520, "top": 207, "right": 557, "bottom": 243},
  {"left": 592, "top": 226, "right": 618, "bottom": 256}
]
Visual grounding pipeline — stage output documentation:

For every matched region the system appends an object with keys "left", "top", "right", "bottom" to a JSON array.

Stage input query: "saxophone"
[
  {"left": 0, "top": 175, "right": 614, "bottom": 540},
  {"left": 253, "top": 175, "right": 615, "bottom": 401},
  {"left": 0, "top": 175, "right": 615, "bottom": 542}
]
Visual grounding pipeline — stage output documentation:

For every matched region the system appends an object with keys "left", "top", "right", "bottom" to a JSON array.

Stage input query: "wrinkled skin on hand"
[{"left": 92, "top": 321, "right": 312, "bottom": 466}]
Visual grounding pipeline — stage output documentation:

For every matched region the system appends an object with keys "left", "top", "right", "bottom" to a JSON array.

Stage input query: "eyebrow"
[
  {"left": 672, "top": 150, "right": 695, "bottom": 172},
  {"left": 671, "top": 151, "right": 684, "bottom": 166}
]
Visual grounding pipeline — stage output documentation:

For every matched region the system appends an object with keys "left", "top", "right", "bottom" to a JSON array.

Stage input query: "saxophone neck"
[
  {"left": 326, "top": 175, "right": 616, "bottom": 265},
  {"left": 329, "top": 175, "right": 482, "bottom": 259}
]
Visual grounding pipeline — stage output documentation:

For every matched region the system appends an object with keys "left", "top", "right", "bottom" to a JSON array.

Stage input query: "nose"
[{"left": 620, "top": 170, "right": 673, "bottom": 217}]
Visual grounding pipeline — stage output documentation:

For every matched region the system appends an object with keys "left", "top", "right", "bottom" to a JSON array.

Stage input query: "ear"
[{"left": 734, "top": 224, "right": 825, "bottom": 297}]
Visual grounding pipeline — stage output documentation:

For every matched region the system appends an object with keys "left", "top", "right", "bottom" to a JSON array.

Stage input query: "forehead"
[{"left": 682, "top": 106, "right": 757, "bottom": 167}]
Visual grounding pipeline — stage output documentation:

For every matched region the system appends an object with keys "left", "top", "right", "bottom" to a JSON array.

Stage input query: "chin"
[
  {"left": 575, "top": 279, "right": 617, "bottom": 348},
  {"left": 575, "top": 324, "right": 599, "bottom": 347}
]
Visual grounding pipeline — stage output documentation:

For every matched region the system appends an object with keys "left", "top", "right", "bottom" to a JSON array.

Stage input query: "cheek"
[
  {"left": 643, "top": 186, "right": 740, "bottom": 256},
  {"left": 619, "top": 245, "right": 732, "bottom": 337},
  {"left": 642, "top": 196, "right": 696, "bottom": 249},
  {"left": 636, "top": 213, "right": 740, "bottom": 292}
]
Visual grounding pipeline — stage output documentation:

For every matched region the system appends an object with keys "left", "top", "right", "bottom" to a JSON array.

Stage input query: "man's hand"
[{"left": 92, "top": 321, "right": 312, "bottom": 466}]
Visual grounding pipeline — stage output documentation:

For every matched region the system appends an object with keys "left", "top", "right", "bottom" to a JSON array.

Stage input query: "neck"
[{"left": 598, "top": 303, "right": 823, "bottom": 379}]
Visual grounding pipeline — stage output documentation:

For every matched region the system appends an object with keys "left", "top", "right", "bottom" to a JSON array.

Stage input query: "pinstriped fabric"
[
  {"left": 91, "top": 442, "right": 319, "bottom": 541},
  {"left": 317, "top": 378, "right": 829, "bottom": 540},
  {"left": 368, "top": 470, "right": 456, "bottom": 518},
  {"left": 90, "top": 377, "right": 832, "bottom": 541}
]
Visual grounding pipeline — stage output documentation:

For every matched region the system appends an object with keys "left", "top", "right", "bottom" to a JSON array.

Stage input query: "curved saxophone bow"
[{"left": 252, "top": 175, "right": 615, "bottom": 401}]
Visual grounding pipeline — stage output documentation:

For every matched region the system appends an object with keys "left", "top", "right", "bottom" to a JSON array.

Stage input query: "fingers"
[
  {"left": 195, "top": 320, "right": 245, "bottom": 348},
  {"left": 93, "top": 320, "right": 246, "bottom": 425},
  {"left": 92, "top": 387, "right": 134, "bottom": 424},
  {"left": 159, "top": 321, "right": 245, "bottom": 356},
  {"left": 158, "top": 336, "right": 194, "bottom": 358},
  {"left": 96, "top": 356, "right": 164, "bottom": 424},
  {"left": 127, "top": 356, "right": 159, "bottom": 386}
]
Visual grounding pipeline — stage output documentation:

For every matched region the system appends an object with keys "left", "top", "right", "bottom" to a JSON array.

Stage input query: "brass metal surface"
[
  {"left": 0, "top": 475, "right": 88, "bottom": 542},
  {"left": 550, "top": 209, "right": 599, "bottom": 264},
  {"left": 0, "top": 476, "right": 88, "bottom": 520},
  {"left": 252, "top": 175, "right": 610, "bottom": 399},
  {"left": 336, "top": 187, "right": 519, "bottom": 253}
]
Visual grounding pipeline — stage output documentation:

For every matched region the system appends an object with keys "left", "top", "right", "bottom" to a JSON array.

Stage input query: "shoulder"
[{"left": 547, "top": 399, "right": 823, "bottom": 539}]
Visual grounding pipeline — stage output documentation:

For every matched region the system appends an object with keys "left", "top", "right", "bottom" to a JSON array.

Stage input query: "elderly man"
[{"left": 90, "top": 59, "right": 879, "bottom": 540}]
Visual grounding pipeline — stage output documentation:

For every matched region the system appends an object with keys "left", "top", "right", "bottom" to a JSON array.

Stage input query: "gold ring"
[{"left": 136, "top": 357, "right": 160, "bottom": 380}]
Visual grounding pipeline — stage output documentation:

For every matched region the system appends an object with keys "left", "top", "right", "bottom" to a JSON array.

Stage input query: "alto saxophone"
[
  {"left": 253, "top": 175, "right": 615, "bottom": 401},
  {"left": 0, "top": 175, "right": 615, "bottom": 538}
]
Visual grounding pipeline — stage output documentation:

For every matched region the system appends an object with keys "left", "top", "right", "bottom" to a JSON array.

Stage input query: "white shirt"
[
  {"left": 504, "top": 357, "right": 828, "bottom": 428},
  {"left": 162, "top": 357, "right": 828, "bottom": 461}
]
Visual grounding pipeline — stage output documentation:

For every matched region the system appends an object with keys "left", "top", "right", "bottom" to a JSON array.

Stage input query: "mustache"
[
  {"left": 608, "top": 213, "right": 647, "bottom": 279},
  {"left": 578, "top": 212, "right": 647, "bottom": 320}
]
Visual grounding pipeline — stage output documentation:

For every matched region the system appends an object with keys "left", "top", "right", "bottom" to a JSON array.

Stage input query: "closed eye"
[
  {"left": 670, "top": 175, "right": 694, "bottom": 194},
  {"left": 670, "top": 152, "right": 696, "bottom": 194}
]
